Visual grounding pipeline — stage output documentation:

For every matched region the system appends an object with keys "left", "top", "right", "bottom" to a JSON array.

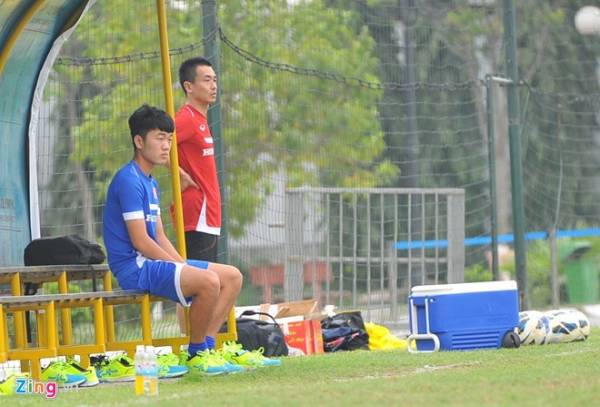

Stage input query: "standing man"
[
  {"left": 103, "top": 105, "right": 242, "bottom": 375},
  {"left": 171, "top": 57, "right": 221, "bottom": 335},
  {"left": 173, "top": 56, "right": 221, "bottom": 263},
  {"left": 172, "top": 58, "right": 281, "bottom": 368}
]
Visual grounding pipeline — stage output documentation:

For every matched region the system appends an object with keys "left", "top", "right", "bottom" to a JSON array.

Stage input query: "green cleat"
[
  {"left": 220, "top": 341, "right": 282, "bottom": 368},
  {"left": 157, "top": 352, "right": 188, "bottom": 378},
  {"left": 93, "top": 355, "right": 135, "bottom": 383},
  {"left": 185, "top": 349, "right": 240, "bottom": 375},
  {"left": 65, "top": 359, "right": 99, "bottom": 387},
  {"left": 41, "top": 361, "right": 87, "bottom": 387},
  {"left": 0, "top": 372, "right": 29, "bottom": 396}
]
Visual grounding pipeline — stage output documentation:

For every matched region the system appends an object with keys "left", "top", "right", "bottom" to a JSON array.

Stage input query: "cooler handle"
[{"left": 407, "top": 297, "right": 440, "bottom": 353}]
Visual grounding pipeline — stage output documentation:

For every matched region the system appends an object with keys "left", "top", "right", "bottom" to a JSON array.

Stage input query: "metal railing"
[{"left": 284, "top": 187, "right": 465, "bottom": 324}]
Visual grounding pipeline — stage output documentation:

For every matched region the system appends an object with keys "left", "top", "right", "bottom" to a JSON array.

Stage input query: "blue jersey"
[{"left": 103, "top": 161, "right": 161, "bottom": 288}]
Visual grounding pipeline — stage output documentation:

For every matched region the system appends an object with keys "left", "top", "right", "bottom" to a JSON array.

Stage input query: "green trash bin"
[{"left": 559, "top": 241, "right": 599, "bottom": 304}]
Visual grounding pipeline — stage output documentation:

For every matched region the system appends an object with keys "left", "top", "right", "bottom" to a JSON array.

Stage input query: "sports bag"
[
  {"left": 24, "top": 234, "right": 106, "bottom": 266},
  {"left": 220, "top": 310, "right": 289, "bottom": 357},
  {"left": 22, "top": 234, "right": 105, "bottom": 343},
  {"left": 321, "top": 311, "right": 370, "bottom": 352}
]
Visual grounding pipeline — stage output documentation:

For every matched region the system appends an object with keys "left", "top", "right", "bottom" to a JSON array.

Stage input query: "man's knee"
[
  {"left": 236, "top": 269, "right": 243, "bottom": 289},
  {"left": 231, "top": 266, "right": 243, "bottom": 286},
  {"left": 223, "top": 265, "right": 243, "bottom": 290},
  {"left": 181, "top": 266, "right": 220, "bottom": 296},
  {"left": 199, "top": 270, "right": 220, "bottom": 293}
]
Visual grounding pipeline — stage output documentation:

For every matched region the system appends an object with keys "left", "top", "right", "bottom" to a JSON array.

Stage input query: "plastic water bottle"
[
  {"left": 134, "top": 346, "right": 146, "bottom": 395},
  {"left": 134, "top": 345, "right": 145, "bottom": 396},
  {"left": 145, "top": 346, "right": 159, "bottom": 396},
  {"left": 0, "top": 364, "right": 6, "bottom": 383}
]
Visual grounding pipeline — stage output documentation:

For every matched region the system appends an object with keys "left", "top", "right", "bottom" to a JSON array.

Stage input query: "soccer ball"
[
  {"left": 543, "top": 309, "right": 590, "bottom": 344},
  {"left": 515, "top": 311, "right": 549, "bottom": 345}
]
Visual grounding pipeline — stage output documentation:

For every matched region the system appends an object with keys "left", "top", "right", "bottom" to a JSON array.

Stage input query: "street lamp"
[{"left": 575, "top": 6, "right": 600, "bottom": 36}]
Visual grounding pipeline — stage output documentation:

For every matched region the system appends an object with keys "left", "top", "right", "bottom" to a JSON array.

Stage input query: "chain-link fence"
[{"left": 21, "top": 0, "right": 600, "bottom": 337}]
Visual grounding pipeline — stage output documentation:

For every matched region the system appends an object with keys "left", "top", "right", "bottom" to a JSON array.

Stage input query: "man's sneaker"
[
  {"left": 41, "top": 361, "right": 87, "bottom": 387},
  {"left": 93, "top": 354, "right": 135, "bottom": 383},
  {"left": 221, "top": 341, "right": 282, "bottom": 368},
  {"left": 157, "top": 352, "right": 188, "bottom": 378},
  {"left": 0, "top": 374, "right": 15, "bottom": 396},
  {"left": 66, "top": 359, "right": 99, "bottom": 387},
  {"left": 178, "top": 349, "right": 188, "bottom": 366},
  {"left": 0, "top": 372, "right": 29, "bottom": 395},
  {"left": 185, "top": 349, "right": 242, "bottom": 375}
]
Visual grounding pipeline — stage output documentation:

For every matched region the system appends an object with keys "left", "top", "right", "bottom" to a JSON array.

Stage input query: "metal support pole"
[
  {"left": 549, "top": 228, "right": 559, "bottom": 308},
  {"left": 202, "top": 0, "right": 229, "bottom": 263},
  {"left": 485, "top": 75, "right": 500, "bottom": 281},
  {"left": 156, "top": 0, "right": 187, "bottom": 258},
  {"left": 502, "top": 0, "right": 528, "bottom": 309},
  {"left": 447, "top": 192, "right": 465, "bottom": 283},
  {"left": 285, "top": 191, "right": 304, "bottom": 301},
  {"left": 388, "top": 241, "right": 398, "bottom": 322},
  {"left": 401, "top": 0, "right": 419, "bottom": 188}
]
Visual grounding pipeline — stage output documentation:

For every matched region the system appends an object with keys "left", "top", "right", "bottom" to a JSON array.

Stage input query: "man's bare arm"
[
  {"left": 126, "top": 219, "right": 179, "bottom": 262},
  {"left": 179, "top": 167, "right": 199, "bottom": 191},
  {"left": 165, "top": 158, "right": 198, "bottom": 191},
  {"left": 155, "top": 216, "right": 186, "bottom": 263}
]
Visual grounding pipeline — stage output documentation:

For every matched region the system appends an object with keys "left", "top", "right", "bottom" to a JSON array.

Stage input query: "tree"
[
  {"left": 339, "top": 0, "right": 600, "bottom": 241},
  {"left": 45, "top": 0, "right": 396, "bottom": 241}
]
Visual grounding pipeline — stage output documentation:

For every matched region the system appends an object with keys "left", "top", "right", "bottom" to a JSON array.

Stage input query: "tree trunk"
[{"left": 65, "top": 81, "right": 95, "bottom": 240}]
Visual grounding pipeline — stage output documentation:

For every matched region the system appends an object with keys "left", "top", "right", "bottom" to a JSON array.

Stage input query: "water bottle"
[
  {"left": 0, "top": 364, "right": 6, "bottom": 383},
  {"left": 145, "top": 346, "right": 159, "bottom": 396},
  {"left": 134, "top": 345, "right": 145, "bottom": 396}
]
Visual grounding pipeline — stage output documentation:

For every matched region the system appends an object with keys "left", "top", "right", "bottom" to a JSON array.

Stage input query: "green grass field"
[{"left": 7, "top": 329, "right": 600, "bottom": 406}]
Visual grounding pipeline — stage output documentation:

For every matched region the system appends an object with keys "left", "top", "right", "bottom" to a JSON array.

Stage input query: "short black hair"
[
  {"left": 128, "top": 104, "right": 174, "bottom": 149},
  {"left": 179, "top": 57, "right": 213, "bottom": 96}
]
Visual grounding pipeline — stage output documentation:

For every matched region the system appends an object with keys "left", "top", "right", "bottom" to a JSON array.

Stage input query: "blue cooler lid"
[{"left": 410, "top": 280, "right": 517, "bottom": 297}]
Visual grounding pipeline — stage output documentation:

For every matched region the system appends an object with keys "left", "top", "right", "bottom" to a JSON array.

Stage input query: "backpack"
[
  {"left": 24, "top": 234, "right": 106, "bottom": 266},
  {"left": 220, "top": 311, "right": 289, "bottom": 357},
  {"left": 321, "top": 311, "right": 370, "bottom": 352}
]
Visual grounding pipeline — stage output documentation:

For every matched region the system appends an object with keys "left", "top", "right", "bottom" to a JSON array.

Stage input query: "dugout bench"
[{"left": 0, "top": 264, "right": 237, "bottom": 379}]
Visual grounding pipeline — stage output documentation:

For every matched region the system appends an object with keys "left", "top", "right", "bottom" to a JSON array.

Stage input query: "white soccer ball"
[
  {"left": 515, "top": 311, "right": 548, "bottom": 345},
  {"left": 575, "top": 6, "right": 600, "bottom": 35},
  {"left": 544, "top": 309, "right": 590, "bottom": 344}
]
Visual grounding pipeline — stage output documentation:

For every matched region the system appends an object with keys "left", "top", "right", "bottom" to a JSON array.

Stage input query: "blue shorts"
[{"left": 137, "top": 259, "right": 209, "bottom": 306}]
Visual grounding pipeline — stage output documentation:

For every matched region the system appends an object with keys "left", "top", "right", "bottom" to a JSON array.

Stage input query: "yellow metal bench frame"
[{"left": 0, "top": 265, "right": 237, "bottom": 368}]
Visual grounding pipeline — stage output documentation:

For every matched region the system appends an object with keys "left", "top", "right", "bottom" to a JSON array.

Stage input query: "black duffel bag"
[
  {"left": 219, "top": 310, "right": 288, "bottom": 357},
  {"left": 24, "top": 234, "right": 106, "bottom": 266}
]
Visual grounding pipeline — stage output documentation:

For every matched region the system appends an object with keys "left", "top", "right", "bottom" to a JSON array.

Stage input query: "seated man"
[{"left": 103, "top": 105, "right": 249, "bottom": 375}]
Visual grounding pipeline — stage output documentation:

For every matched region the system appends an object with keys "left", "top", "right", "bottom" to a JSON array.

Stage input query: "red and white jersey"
[{"left": 171, "top": 104, "right": 221, "bottom": 235}]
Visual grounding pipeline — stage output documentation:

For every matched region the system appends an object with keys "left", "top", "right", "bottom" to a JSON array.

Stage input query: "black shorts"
[{"left": 185, "top": 231, "right": 219, "bottom": 263}]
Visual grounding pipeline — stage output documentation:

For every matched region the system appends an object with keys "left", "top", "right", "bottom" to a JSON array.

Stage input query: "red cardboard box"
[{"left": 281, "top": 319, "right": 324, "bottom": 355}]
